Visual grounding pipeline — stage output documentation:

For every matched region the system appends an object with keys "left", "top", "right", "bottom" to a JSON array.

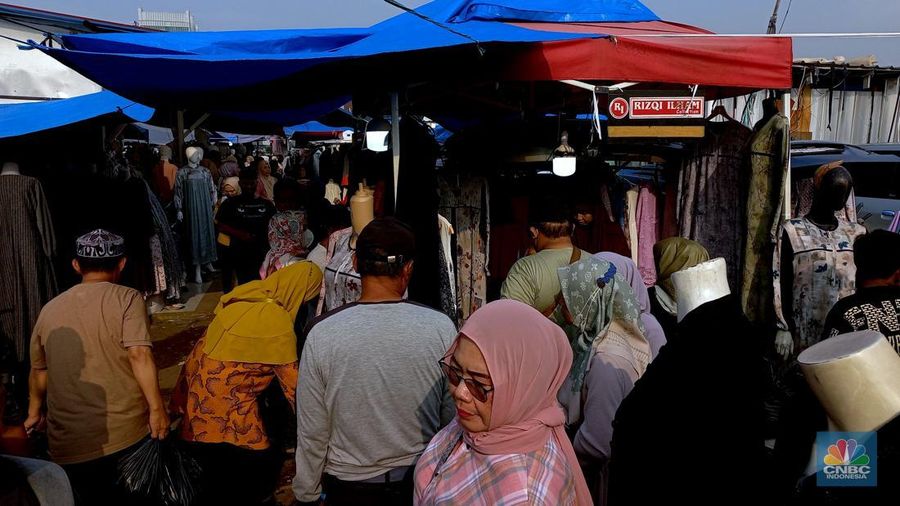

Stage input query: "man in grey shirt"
[{"left": 293, "top": 218, "right": 456, "bottom": 505}]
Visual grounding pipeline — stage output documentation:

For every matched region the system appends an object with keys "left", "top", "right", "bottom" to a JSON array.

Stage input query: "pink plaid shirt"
[{"left": 414, "top": 420, "right": 577, "bottom": 505}]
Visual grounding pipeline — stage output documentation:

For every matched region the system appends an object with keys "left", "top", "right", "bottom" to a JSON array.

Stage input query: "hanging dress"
[
  {"left": 315, "top": 227, "right": 361, "bottom": 315},
  {"left": 174, "top": 165, "right": 218, "bottom": 266}
]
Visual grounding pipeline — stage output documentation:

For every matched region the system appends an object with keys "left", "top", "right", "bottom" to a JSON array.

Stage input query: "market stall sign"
[
  {"left": 629, "top": 97, "right": 704, "bottom": 119},
  {"left": 607, "top": 92, "right": 707, "bottom": 138},
  {"left": 610, "top": 96, "right": 705, "bottom": 120}
]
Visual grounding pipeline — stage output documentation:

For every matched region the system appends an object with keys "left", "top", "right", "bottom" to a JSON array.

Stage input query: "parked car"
[{"left": 791, "top": 141, "right": 900, "bottom": 231}]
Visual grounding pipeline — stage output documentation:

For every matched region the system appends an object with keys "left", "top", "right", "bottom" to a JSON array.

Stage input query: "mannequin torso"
[
  {"left": 774, "top": 167, "right": 866, "bottom": 357},
  {"left": 349, "top": 185, "right": 374, "bottom": 248}
]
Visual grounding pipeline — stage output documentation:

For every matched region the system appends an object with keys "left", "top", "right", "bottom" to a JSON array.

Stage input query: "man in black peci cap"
[
  {"left": 501, "top": 196, "right": 588, "bottom": 323},
  {"left": 293, "top": 218, "right": 457, "bottom": 506},
  {"left": 25, "top": 229, "right": 168, "bottom": 504}
]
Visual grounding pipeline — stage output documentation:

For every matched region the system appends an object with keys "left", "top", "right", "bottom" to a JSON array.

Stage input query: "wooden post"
[{"left": 176, "top": 110, "right": 185, "bottom": 166}]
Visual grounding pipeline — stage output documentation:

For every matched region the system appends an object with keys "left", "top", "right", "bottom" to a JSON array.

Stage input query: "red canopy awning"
[{"left": 504, "top": 21, "right": 793, "bottom": 91}]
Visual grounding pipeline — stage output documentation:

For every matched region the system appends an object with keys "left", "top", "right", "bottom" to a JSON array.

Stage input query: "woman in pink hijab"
[{"left": 414, "top": 300, "right": 592, "bottom": 505}]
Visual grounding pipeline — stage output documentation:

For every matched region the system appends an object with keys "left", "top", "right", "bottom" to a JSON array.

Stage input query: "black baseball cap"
[{"left": 356, "top": 218, "right": 416, "bottom": 266}]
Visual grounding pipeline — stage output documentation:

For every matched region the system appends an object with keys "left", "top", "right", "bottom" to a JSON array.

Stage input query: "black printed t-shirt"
[
  {"left": 822, "top": 286, "right": 900, "bottom": 355},
  {"left": 216, "top": 196, "right": 275, "bottom": 250}
]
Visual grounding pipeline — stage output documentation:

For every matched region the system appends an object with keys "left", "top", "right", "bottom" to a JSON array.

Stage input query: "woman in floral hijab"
[{"left": 556, "top": 256, "right": 651, "bottom": 504}]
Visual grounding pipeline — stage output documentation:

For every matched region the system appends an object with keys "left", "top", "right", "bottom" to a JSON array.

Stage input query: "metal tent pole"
[
  {"left": 783, "top": 90, "right": 792, "bottom": 220},
  {"left": 391, "top": 91, "right": 400, "bottom": 212}
]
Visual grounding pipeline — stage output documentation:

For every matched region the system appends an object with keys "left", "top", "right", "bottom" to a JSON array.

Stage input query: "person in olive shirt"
[
  {"left": 216, "top": 168, "right": 276, "bottom": 291},
  {"left": 822, "top": 229, "right": 900, "bottom": 354},
  {"left": 501, "top": 197, "right": 588, "bottom": 322}
]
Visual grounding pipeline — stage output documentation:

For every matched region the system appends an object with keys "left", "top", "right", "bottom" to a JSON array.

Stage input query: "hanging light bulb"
[
  {"left": 365, "top": 118, "right": 391, "bottom": 152},
  {"left": 552, "top": 130, "right": 576, "bottom": 177}
]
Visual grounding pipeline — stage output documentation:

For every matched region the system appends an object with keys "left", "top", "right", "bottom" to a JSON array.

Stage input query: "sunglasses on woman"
[{"left": 439, "top": 357, "right": 494, "bottom": 402}]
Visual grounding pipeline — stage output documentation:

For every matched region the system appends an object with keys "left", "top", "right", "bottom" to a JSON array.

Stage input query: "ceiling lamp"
[
  {"left": 365, "top": 118, "right": 390, "bottom": 152},
  {"left": 552, "top": 130, "right": 576, "bottom": 177}
]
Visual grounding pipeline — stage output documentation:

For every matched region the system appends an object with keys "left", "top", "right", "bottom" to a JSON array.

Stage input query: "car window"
[{"left": 846, "top": 163, "right": 899, "bottom": 199}]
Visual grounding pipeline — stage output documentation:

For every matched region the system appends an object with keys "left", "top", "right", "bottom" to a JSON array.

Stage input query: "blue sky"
[{"left": 20, "top": 0, "right": 900, "bottom": 65}]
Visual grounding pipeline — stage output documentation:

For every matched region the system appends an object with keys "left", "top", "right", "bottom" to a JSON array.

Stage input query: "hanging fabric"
[
  {"left": 741, "top": 113, "right": 788, "bottom": 325},
  {"left": 635, "top": 184, "right": 658, "bottom": 287},
  {"left": 679, "top": 119, "right": 752, "bottom": 290}
]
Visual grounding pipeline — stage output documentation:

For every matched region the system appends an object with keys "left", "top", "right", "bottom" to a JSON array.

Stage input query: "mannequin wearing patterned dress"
[
  {"left": 774, "top": 165, "right": 867, "bottom": 358},
  {"left": 317, "top": 186, "right": 374, "bottom": 314}
]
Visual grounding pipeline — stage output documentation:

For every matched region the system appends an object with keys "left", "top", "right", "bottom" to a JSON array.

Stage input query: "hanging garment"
[
  {"left": 773, "top": 217, "right": 866, "bottom": 350},
  {"left": 324, "top": 180, "right": 342, "bottom": 205},
  {"left": 635, "top": 184, "right": 658, "bottom": 287},
  {"left": 624, "top": 186, "right": 640, "bottom": 267},
  {"left": 742, "top": 114, "right": 788, "bottom": 325},
  {"left": 438, "top": 215, "right": 457, "bottom": 321},
  {"left": 117, "top": 177, "right": 158, "bottom": 296},
  {"left": 0, "top": 175, "right": 57, "bottom": 362},
  {"left": 174, "top": 165, "right": 218, "bottom": 266},
  {"left": 661, "top": 179, "right": 679, "bottom": 240},
  {"left": 151, "top": 160, "right": 178, "bottom": 204},
  {"left": 142, "top": 178, "right": 184, "bottom": 299},
  {"left": 439, "top": 177, "right": 489, "bottom": 322},
  {"left": 679, "top": 120, "right": 753, "bottom": 290},
  {"left": 316, "top": 227, "right": 361, "bottom": 314}
]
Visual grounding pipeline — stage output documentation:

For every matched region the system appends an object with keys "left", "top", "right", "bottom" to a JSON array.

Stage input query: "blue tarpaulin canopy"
[
  {"left": 0, "top": 90, "right": 154, "bottom": 139},
  {"left": 32, "top": 0, "right": 634, "bottom": 110},
  {"left": 446, "top": 0, "right": 658, "bottom": 22}
]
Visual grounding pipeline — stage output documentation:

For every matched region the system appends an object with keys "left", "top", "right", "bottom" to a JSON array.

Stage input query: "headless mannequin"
[
  {"left": 320, "top": 185, "right": 372, "bottom": 313},
  {"left": 181, "top": 147, "right": 216, "bottom": 284},
  {"left": 671, "top": 258, "right": 731, "bottom": 322},
  {"left": 799, "top": 331, "right": 900, "bottom": 432},
  {"left": 776, "top": 168, "right": 855, "bottom": 358},
  {"left": 2, "top": 162, "right": 21, "bottom": 176},
  {"left": 792, "top": 331, "right": 900, "bottom": 497}
]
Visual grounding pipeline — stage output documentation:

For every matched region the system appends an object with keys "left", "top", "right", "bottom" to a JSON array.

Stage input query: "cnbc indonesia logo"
[{"left": 820, "top": 437, "right": 874, "bottom": 485}]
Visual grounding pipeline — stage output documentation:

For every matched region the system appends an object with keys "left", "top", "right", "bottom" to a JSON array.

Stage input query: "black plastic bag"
[{"left": 118, "top": 437, "right": 201, "bottom": 506}]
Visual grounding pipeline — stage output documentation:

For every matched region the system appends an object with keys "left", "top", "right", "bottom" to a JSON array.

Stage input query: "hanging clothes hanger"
[{"left": 707, "top": 104, "right": 735, "bottom": 123}]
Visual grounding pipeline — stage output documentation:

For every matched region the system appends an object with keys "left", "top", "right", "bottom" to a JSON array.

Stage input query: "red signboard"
[{"left": 628, "top": 97, "right": 705, "bottom": 119}]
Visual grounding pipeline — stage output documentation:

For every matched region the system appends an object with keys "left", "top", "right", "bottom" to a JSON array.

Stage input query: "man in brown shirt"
[{"left": 25, "top": 229, "right": 169, "bottom": 504}]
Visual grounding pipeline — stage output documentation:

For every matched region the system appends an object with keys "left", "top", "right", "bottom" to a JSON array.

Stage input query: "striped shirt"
[{"left": 414, "top": 420, "right": 577, "bottom": 505}]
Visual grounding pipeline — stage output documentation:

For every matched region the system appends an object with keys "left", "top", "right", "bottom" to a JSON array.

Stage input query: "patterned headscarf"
[
  {"left": 558, "top": 256, "right": 649, "bottom": 395},
  {"left": 814, "top": 160, "right": 845, "bottom": 189},
  {"left": 653, "top": 237, "right": 710, "bottom": 298}
]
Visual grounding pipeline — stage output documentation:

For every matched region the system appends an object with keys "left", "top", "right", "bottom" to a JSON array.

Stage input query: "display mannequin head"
[
  {"left": 671, "top": 258, "right": 731, "bottom": 322},
  {"left": 158, "top": 145, "right": 173, "bottom": 162},
  {"left": 808, "top": 162, "right": 853, "bottom": 227},
  {"left": 1, "top": 162, "right": 21, "bottom": 175},
  {"left": 186, "top": 147, "right": 203, "bottom": 167},
  {"left": 528, "top": 197, "right": 573, "bottom": 252},
  {"left": 350, "top": 184, "right": 375, "bottom": 237},
  {"left": 799, "top": 330, "right": 900, "bottom": 431}
]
